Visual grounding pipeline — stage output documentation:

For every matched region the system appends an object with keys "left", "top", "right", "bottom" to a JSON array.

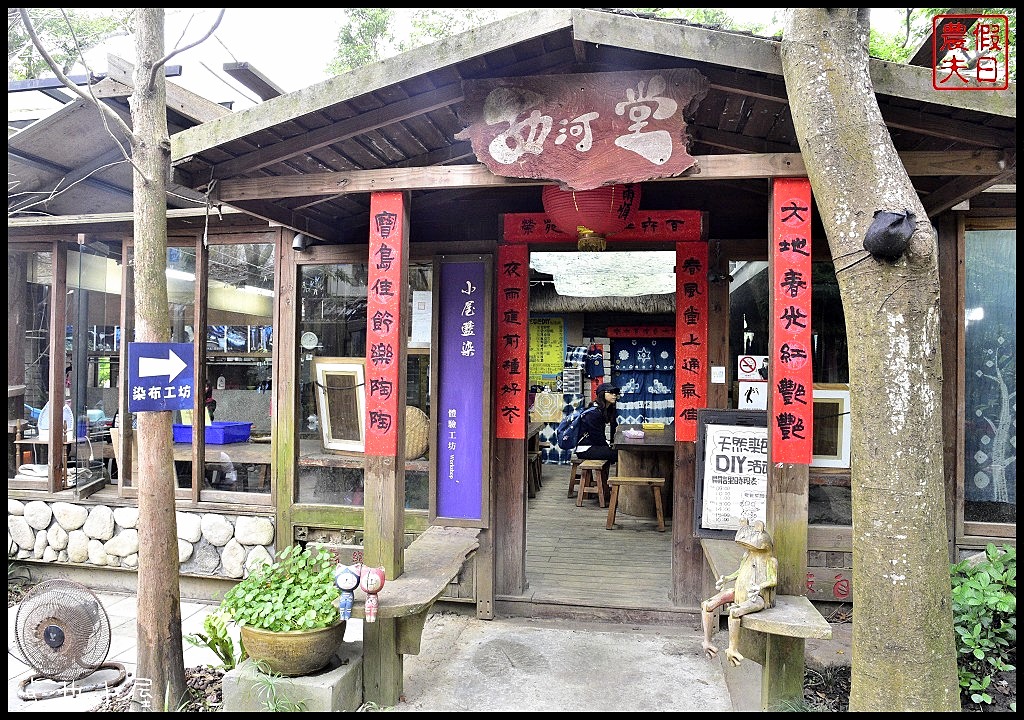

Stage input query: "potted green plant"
[{"left": 219, "top": 544, "right": 344, "bottom": 676}]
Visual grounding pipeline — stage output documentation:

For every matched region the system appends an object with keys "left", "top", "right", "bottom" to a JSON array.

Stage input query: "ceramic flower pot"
[{"left": 240, "top": 619, "right": 347, "bottom": 676}]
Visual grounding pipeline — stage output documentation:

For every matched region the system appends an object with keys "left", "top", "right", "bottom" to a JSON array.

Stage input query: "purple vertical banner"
[{"left": 435, "top": 259, "right": 486, "bottom": 520}]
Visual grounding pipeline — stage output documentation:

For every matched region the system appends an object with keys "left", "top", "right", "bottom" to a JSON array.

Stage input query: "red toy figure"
[{"left": 360, "top": 565, "right": 386, "bottom": 623}]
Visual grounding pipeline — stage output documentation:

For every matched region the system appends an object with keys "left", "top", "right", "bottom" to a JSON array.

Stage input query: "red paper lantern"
[{"left": 541, "top": 183, "right": 642, "bottom": 251}]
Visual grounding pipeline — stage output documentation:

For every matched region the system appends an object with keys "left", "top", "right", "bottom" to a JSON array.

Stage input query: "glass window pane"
[
  {"left": 10, "top": 251, "right": 53, "bottom": 490},
  {"left": 964, "top": 229, "right": 1016, "bottom": 523},
  {"left": 197, "top": 242, "right": 274, "bottom": 496},
  {"left": 67, "top": 242, "right": 122, "bottom": 493},
  {"left": 298, "top": 263, "right": 369, "bottom": 506},
  {"left": 296, "top": 262, "right": 431, "bottom": 510}
]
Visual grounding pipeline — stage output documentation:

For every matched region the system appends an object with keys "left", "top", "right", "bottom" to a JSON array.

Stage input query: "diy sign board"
[{"left": 694, "top": 409, "right": 768, "bottom": 540}]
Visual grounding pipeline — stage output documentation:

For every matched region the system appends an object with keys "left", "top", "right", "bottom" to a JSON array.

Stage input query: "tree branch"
[
  {"left": 17, "top": 8, "right": 135, "bottom": 142},
  {"left": 151, "top": 9, "right": 225, "bottom": 90}
]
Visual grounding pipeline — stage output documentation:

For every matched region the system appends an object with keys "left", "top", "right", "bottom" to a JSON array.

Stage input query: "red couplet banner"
[
  {"left": 674, "top": 241, "right": 709, "bottom": 442},
  {"left": 495, "top": 245, "right": 529, "bottom": 439},
  {"left": 770, "top": 178, "right": 813, "bottom": 464},
  {"left": 364, "top": 192, "right": 406, "bottom": 457}
]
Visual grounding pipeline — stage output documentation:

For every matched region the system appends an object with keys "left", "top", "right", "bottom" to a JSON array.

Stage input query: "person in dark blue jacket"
[{"left": 575, "top": 382, "right": 620, "bottom": 462}]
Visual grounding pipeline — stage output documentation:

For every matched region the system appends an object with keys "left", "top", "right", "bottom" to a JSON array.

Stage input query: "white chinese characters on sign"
[
  {"left": 485, "top": 74, "right": 677, "bottom": 167},
  {"left": 614, "top": 75, "right": 678, "bottom": 165}
]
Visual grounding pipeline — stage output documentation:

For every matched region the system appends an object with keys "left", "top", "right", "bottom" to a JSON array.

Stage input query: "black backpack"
[{"left": 554, "top": 405, "right": 598, "bottom": 450}]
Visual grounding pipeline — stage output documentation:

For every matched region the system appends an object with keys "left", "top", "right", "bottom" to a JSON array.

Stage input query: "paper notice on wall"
[{"left": 410, "top": 290, "right": 432, "bottom": 346}]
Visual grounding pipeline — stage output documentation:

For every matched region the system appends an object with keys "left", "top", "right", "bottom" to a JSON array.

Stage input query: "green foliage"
[
  {"left": 951, "top": 544, "right": 1016, "bottom": 706},
  {"left": 327, "top": 8, "right": 528, "bottom": 75},
  {"left": 8, "top": 8, "right": 133, "bottom": 80},
  {"left": 184, "top": 608, "right": 246, "bottom": 670},
  {"left": 246, "top": 659, "right": 309, "bottom": 712},
  {"left": 220, "top": 544, "right": 340, "bottom": 632},
  {"left": 328, "top": 8, "right": 395, "bottom": 75}
]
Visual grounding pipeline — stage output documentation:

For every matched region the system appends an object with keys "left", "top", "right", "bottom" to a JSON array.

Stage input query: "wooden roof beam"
[
  {"left": 222, "top": 62, "right": 285, "bottom": 101},
  {"left": 105, "top": 54, "right": 231, "bottom": 124},
  {"left": 922, "top": 150, "right": 1016, "bottom": 216},
  {"left": 214, "top": 150, "right": 1011, "bottom": 203}
]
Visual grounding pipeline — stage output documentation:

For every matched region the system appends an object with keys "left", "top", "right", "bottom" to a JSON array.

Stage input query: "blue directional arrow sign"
[{"left": 127, "top": 342, "right": 195, "bottom": 412}]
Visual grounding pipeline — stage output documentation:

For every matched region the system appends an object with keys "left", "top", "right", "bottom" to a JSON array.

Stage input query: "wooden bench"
[
  {"left": 324, "top": 525, "right": 480, "bottom": 656},
  {"left": 606, "top": 476, "right": 666, "bottom": 531},
  {"left": 701, "top": 538, "right": 831, "bottom": 710}
]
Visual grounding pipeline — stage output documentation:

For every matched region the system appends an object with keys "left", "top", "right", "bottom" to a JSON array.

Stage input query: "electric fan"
[{"left": 14, "top": 579, "right": 126, "bottom": 700}]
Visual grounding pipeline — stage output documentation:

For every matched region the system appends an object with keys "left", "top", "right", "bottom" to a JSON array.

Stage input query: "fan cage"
[{"left": 15, "top": 579, "right": 112, "bottom": 682}]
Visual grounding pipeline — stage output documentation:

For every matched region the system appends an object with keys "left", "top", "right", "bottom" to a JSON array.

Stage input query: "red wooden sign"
[
  {"left": 769, "top": 178, "right": 813, "bottom": 464},
  {"left": 503, "top": 210, "right": 703, "bottom": 244},
  {"left": 495, "top": 245, "right": 529, "bottom": 439},
  {"left": 674, "top": 242, "right": 709, "bottom": 442},
  {"left": 364, "top": 192, "right": 406, "bottom": 456},
  {"left": 457, "top": 69, "right": 708, "bottom": 190}
]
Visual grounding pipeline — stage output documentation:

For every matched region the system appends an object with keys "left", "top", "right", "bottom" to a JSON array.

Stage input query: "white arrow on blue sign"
[{"left": 127, "top": 342, "right": 195, "bottom": 413}]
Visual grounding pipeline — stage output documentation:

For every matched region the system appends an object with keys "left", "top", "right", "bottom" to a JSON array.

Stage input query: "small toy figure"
[
  {"left": 701, "top": 518, "right": 778, "bottom": 666},
  {"left": 333, "top": 564, "right": 362, "bottom": 621},
  {"left": 360, "top": 566, "right": 386, "bottom": 623}
]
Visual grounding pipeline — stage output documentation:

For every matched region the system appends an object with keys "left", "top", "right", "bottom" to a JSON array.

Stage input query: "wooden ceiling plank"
[
  {"left": 880, "top": 105, "right": 1015, "bottom": 147},
  {"left": 210, "top": 84, "right": 465, "bottom": 180}
]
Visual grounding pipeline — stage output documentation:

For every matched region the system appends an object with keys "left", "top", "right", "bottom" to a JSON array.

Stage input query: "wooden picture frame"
[
  {"left": 812, "top": 384, "right": 851, "bottom": 468},
  {"left": 312, "top": 357, "right": 366, "bottom": 453}
]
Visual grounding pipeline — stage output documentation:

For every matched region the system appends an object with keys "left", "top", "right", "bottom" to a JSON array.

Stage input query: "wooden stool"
[
  {"left": 529, "top": 450, "right": 543, "bottom": 488},
  {"left": 527, "top": 451, "right": 541, "bottom": 498},
  {"left": 566, "top": 454, "right": 584, "bottom": 497},
  {"left": 606, "top": 476, "right": 666, "bottom": 531},
  {"left": 576, "top": 459, "right": 610, "bottom": 508}
]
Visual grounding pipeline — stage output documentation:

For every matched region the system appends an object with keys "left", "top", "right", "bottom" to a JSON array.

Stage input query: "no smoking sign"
[{"left": 737, "top": 354, "right": 768, "bottom": 381}]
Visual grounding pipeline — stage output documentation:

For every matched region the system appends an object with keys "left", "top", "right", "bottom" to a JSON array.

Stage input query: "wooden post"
[
  {"left": 362, "top": 191, "right": 410, "bottom": 706},
  {"left": 763, "top": 177, "right": 814, "bottom": 710},
  {"left": 493, "top": 244, "right": 529, "bottom": 595}
]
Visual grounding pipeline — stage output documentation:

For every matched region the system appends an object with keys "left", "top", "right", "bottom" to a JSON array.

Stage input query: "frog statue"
[{"left": 701, "top": 518, "right": 778, "bottom": 666}]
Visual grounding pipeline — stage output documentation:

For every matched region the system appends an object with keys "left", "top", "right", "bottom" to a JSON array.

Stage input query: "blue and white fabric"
[{"left": 612, "top": 338, "right": 675, "bottom": 426}]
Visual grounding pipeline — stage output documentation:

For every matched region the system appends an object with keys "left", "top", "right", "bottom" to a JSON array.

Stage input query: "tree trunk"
[
  {"left": 129, "top": 8, "right": 187, "bottom": 711},
  {"left": 780, "top": 8, "right": 959, "bottom": 712}
]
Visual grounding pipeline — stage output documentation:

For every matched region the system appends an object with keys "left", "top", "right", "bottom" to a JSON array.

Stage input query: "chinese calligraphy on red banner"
[
  {"left": 770, "top": 178, "right": 813, "bottom": 464},
  {"left": 674, "top": 242, "right": 708, "bottom": 442},
  {"left": 364, "top": 192, "right": 406, "bottom": 456},
  {"left": 495, "top": 245, "right": 529, "bottom": 439}
]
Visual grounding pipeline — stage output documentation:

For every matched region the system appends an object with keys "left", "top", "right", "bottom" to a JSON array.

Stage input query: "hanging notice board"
[{"left": 694, "top": 409, "right": 768, "bottom": 540}]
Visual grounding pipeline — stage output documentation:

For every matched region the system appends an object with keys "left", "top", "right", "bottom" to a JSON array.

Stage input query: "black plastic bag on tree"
[{"left": 863, "top": 209, "right": 915, "bottom": 260}]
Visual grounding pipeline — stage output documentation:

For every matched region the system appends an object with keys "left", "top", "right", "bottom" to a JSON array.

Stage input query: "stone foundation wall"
[{"left": 7, "top": 499, "right": 275, "bottom": 579}]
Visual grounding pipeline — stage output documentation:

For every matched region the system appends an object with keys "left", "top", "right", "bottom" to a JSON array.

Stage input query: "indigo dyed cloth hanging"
[{"left": 612, "top": 338, "right": 675, "bottom": 425}]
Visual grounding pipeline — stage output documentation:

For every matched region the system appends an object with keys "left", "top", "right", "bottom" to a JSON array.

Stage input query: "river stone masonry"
[{"left": 7, "top": 499, "right": 275, "bottom": 578}]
